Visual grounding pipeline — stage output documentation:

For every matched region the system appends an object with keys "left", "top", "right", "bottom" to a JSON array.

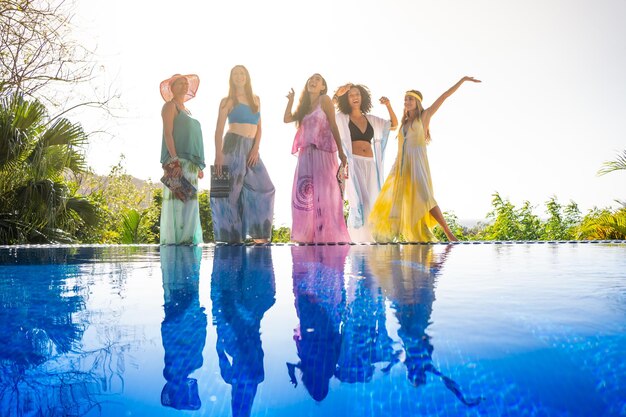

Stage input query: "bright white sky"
[{"left": 72, "top": 0, "right": 625, "bottom": 227}]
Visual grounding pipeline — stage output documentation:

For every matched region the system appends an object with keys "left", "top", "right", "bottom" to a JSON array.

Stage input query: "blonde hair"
[{"left": 402, "top": 90, "right": 430, "bottom": 142}]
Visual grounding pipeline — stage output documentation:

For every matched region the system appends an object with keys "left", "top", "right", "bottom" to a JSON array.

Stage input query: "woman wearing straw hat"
[
  {"left": 368, "top": 76, "right": 480, "bottom": 243},
  {"left": 159, "top": 73, "right": 205, "bottom": 245}
]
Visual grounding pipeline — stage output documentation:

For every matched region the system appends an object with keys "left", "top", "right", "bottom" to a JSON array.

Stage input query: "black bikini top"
[{"left": 349, "top": 118, "right": 374, "bottom": 143}]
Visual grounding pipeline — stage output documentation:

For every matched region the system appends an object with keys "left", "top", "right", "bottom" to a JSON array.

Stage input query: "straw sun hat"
[{"left": 159, "top": 74, "right": 200, "bottom": 102}]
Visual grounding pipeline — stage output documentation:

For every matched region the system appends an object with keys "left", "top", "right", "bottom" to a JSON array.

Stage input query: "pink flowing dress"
[{"left": 291, "top": 104, "right": 350, "bottom": 243}]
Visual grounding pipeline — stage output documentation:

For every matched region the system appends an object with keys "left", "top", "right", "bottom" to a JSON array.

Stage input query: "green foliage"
[
  {"left": 478, "top": 193, "right": 541, "bottom": 240},
  {"left": 542, "top": 197, "right": 580, "bottom": 240},
  {"left": 143, "top": 188, "right": 162, "bottom": 243},
  {"left": 119, "top": 208, "right": 157, "bottom": 244},
  {"left": 576, "top": 206, "right": 626, "bottom": 240},
  {"left": 458, "top": 194, "right": 623, "bottom": 241},
  {"left": 198, "top": 190, "right": 214, "bottom": 243},
  {"left": 598, "top": 150, "right": 626, "bottom": 176},
  {"left": 0, "top": 93, "right": 96, "bottom": 244},
  {"left": 74, "top": 191, "right": 118, "bottom": 243},
  {"left": 271, "top": 225, "right": 291, "bottom": 243},
  {"left": 75, "top": 156, "right": 159, "bottom": 243},
  {"left": 433, "top": 212, "right": 468, "bottom": 241},
  {"left": 120, "top": 209, "right": 142, "bottom": 244}
]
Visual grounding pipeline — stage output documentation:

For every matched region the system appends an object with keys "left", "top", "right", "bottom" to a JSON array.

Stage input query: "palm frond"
[
  {"left": 14, "top": 179, "right": 67, "bottom": 229},
  {"left": 0, "top": 212, "right": 28, "bottom": 244},
  {"left": 120, "top": 209, "right": 142, "bottom": 244},
  {"left": 598, "top": 150, "right": 626, "bottom": 176},
  {"left": 576, "top": 207, "right": 626, "bottom": 240},
  {"left": 26, "top": 118, "right": 87, "bottom": 175},
  {"left": 41, "top": 117, "right": 87, "bottom": 147},
  {"left": 66, "top": 196, "right": 98, "bottom": 226},
  {"left": 0, "top": 94, "right": 45, "bottom": 167},
  {"left": 596, "top": 210, "right": 626, "bottom": 239}
]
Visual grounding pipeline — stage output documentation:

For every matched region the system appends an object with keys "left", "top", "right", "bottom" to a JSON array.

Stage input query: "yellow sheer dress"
[{"left": 368, "top": 118, "right": 438, "bottom": 242}]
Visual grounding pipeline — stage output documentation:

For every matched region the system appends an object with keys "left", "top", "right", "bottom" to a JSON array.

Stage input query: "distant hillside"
[{"left": 70, "top": 171, "right": 159, "bottom": 209}]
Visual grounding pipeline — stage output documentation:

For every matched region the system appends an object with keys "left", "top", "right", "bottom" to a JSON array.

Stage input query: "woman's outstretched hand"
[
  {"left": 335, "top": 83, "right": 352, "bottom": 97},
  {"left": 286, "top": 88, "right": 295, "bottom": 101},
  {"left": 462, "top": 76, "right": 481, "bottom": 83}
]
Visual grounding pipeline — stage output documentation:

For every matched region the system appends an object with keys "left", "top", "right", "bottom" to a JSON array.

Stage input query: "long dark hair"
[
  {"left": 334, "top": 84, "right": 372, "bottom": 115},
  {"left": 225, "top": 65, "right": 259, "bottom": 113},
  {"left": 293, "top": 73, "right": 327, "bottom": 126},
  {"left": 401, "top": 90, "right": 430, "bottom": 142}
]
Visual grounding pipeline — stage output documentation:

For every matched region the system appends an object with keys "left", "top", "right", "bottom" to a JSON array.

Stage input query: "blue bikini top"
[{"left": 227, "top": 103, "right": 260, "bottom": 125}]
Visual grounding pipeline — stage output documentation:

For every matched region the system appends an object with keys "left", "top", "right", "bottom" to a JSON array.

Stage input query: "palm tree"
[{"left": 0, "top": 93, "right": 96, "bottom": 244}]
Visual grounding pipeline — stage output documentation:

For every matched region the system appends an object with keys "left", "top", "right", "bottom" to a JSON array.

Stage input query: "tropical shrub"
[
  {"left": 73, "top": 158, "right": 159, "bottom": 243},
  {"left": 271, "top": 225, "right": 291, "bottom": 243},
  {"left": 478, "top": 193, "right": 542, "bottom": 240},
  {"left": 542, "top": 197, "right": 581, "bottom": 240},
  {"left": 433, "top": 212, "right": 468, "bottom": 242},
  {"left": 576, "top": 206, "right": 626, "bottom": 240},
  {"left": 0, "top": 93, "right": 96, "bottom": 243},
  {"left": 198, "top": 190, "right": 214, "bottom": 243}
]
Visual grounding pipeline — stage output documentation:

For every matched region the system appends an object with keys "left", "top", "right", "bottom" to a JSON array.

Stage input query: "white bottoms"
[{"left": 347, "top": 154, "right": 380, "bottom": 242}]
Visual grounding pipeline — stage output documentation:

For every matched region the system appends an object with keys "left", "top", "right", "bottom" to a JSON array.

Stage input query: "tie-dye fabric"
[
  {"left": 290, "top": 106, "right": 350, "bottom": 243},
  {"left": 211, "top": 132, "right": 275, "bottom": 243},
  {"left": 368, "top": 118, "right": 438, "bottom": 242},
  {"left": 160, "top": 158, "right": 204, "bottom": 245}
]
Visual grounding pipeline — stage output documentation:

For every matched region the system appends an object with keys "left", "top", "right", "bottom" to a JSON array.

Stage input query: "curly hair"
[{"left": 334, "top": 84, "right": 372, "bottom": 115}]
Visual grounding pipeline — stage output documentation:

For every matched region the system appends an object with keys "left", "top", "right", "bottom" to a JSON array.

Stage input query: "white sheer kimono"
[{"left": 336, "top": 113, "right": 391, "bottom": 242}]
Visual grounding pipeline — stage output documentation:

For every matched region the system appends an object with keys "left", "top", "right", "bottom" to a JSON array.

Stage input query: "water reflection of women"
[
  {"left": 160, "top": 245, "right": 207, "bottom": 410},
  {"left": 371, "top": 244, "right": 483, "bottom": 407},
  {"left": 211, "top": 246, "right": 276, "bottom": 417},
  {"left": 335, "top": 246, "right": 396, "bottom": 383},
  {"left": 287, "top": 245, "right": 348, "bottom": 401}
]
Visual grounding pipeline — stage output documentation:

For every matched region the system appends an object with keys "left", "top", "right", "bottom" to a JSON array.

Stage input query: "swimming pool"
[{"left": 0, "top": 242, "right": 624, "bottom": 417}]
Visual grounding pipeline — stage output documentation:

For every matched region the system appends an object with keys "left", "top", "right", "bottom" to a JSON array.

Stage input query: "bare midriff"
[
  {"left": 228, "top": 123, "right": 257, "bottom": 139},
  {"left": 352, "top": 140, "right": 374, "bottom": 157}
]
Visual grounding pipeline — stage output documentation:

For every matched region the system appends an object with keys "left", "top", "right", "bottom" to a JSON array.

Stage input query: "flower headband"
[{"left": 405, "top": 91, "right": 422, "bottom": 102}]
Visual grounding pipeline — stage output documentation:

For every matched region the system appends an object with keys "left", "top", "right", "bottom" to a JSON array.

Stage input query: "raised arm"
[
  {"left": 321, "top": 94, "right": 347, "bottom": 166},
  {"left": 284, "top": 88, "right": 295, "bottom": 123},
  {"left": 214, "top": 97, "right": 231, "bottom": 176},
  {"left": 379, "top": 96, "right": 398, "bottom": 130},
  {"left": 424, "top": 76, "right": 481, "bottom": 122}
]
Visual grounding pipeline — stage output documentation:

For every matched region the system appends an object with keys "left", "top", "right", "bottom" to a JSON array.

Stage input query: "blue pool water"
[{"left": 0, "top": 243, "right": 625, "bottom": 417}]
